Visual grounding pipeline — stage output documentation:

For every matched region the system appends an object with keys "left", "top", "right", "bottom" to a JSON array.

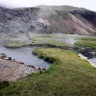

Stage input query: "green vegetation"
[
  {"left": 0, "top": 81, "right": 9, "bottom": 90},
  {"left": 4, "top": 40, "right": 30, "bottom": 48},
  {"left": 74, "top": 37, "right": 96, "bottom": 50},
  {"left": 0, "top": 48, "right": 96, "bottom": 96},
  {"left": 31, "top": 36, "right": 69, "bottom": 48},
  {"left": 4, "top": 35, "right": 71, "bottom": 48},
  {"left": 4, "top": 34, "right": 87, "bottom": 49}
]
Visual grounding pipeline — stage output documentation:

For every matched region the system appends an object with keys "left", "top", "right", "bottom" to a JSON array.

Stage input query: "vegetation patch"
[
  {"left": 31, "top": 36, "right": 70, "bottom": 48},
  {"left": 4, "top": 40, "right": 30, "bottom": 48},
  {"left": 3, "top": 35, "right": 71, "bottom": 48},
  {"left": 0, "top": 81, "right": 10, "bottom": 90},
  {"left": 74, "top": 37, "right": 96, "bottom": 50}
]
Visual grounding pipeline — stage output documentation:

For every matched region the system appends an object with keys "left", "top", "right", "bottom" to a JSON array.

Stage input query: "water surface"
[
  {"left": 90, "top": 58, "right": 96, "bottom": 64},
  {"left": 0, "top": 47, "right": 50, "bottom": 69}
]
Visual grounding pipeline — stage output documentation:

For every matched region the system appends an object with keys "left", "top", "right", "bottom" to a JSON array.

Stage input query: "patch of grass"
[
  {"left": 0, "top": 48, "right": 96, "bottom": 96},
  {"left": 0, "top": 81, "right": 10, "bottom": 90},
  {"left": 80, "top": 37, "right": 96, "bottom": 41},
  {"left": 31, "top": 36, "right": 70, "bottom": 48},
  {"left": 74, "top": 37, "right": 96, "bottom": 50},
  {"left": 4, "top": 40, "right": 30, "bottom": 48},
  {"left": 75, "top": 41, "right": 96, "bottom": 49},
  {"left": 4, "top": 35, "right": 71, "bottom": 48}
]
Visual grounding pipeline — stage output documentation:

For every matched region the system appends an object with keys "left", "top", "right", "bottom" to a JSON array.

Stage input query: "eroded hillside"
[{"left": 0, "top": 5, "right": 96, "bottom": 36}]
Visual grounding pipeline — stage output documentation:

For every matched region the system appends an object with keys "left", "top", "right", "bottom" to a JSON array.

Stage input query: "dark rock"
[
  {"left": 5, "top": 57, "right": 12, "bottom": 60},
  {"left": 78, "top": 48, "right": 95, "bottom": 58}
]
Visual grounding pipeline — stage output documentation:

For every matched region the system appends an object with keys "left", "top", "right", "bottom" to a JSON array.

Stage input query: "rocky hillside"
[{"left": 0, "top": 5, "right": 96, "bottom": 36}]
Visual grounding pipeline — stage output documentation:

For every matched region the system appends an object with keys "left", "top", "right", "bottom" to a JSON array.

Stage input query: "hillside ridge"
[{"left": 0, "top": 5, "right": 96, "bottom": 36}]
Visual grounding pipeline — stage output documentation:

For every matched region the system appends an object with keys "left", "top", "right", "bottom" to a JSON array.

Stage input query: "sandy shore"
[
  {"left": 78, "top": 53, "right": 96, "bottom": 68},
  {"left": 0, "top": 59, "right": 37, "bottom": 81}
]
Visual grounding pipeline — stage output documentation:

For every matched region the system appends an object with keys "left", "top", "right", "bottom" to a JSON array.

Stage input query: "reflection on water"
[{"left": 0, "top": 47, "right": 50, "bottom": 68}]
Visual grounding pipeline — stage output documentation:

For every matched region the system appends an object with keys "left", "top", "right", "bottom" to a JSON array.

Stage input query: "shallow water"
[
  {"left": 0, "top": 47, "right": 50, "bottom": 69},
  {"left": 89, "top": 58, "right": 96, "bottom": 64}
]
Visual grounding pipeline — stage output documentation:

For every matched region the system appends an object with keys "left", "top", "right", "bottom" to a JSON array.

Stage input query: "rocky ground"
[{"left": 0, "top": 59, "right": 35, "bottom": 81}]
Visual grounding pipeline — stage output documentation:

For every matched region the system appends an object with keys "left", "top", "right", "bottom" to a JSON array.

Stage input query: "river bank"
[
  {"left": 78, "top": 53, "right": 96, "bottom": 68},
  {"left": 0, "top": 46, "right": 50, "bottom": 81}
]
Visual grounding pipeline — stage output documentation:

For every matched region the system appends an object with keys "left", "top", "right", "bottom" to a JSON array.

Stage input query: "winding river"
[
  {"left": 0, "top": 46, "right": 50, "bottom": 69},
  {"left": 0, "top": 37, "right": 79, "bottom": 70}
]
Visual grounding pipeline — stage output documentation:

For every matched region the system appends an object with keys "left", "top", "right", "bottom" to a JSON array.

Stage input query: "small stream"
[{"left": 0, "top": 46, "right": 50, "bottom": 69}]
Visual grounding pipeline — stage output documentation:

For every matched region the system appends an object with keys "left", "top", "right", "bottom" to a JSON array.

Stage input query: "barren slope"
[{"left": 0, "top": 5, "right": 96, "bottom": 36}]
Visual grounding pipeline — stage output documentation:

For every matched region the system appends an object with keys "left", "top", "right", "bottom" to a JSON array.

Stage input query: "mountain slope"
[{"left": 0, "top": 6, "right": 96, "bottom": 36}]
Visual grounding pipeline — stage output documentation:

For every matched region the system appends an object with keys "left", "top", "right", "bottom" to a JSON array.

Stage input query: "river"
[{"left": 0, "top": 46, "right": 50, "bottom": 69}]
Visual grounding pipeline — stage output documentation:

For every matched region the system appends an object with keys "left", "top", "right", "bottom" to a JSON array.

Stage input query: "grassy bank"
[
  {"left": 0, "top": 48, "right": 96, "bottom": 96},
  {"left": 31, "top": 39, "right": 70, "bottom": 48},
  {"left": 4, "top": 40, "right": 30, "bottom": 48},
  {"left": 74, "top": 37, "right": 96, "bottom": 50},
  {"left": 4, "top": 36, "right": 70, "bottom": 48}
]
